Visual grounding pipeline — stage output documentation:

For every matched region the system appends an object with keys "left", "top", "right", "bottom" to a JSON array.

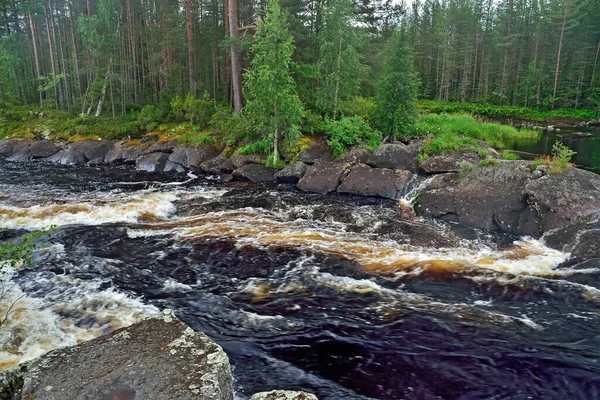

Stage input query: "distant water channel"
[{"left": 1, "top": 161, "right": 600, "bottom": 399}]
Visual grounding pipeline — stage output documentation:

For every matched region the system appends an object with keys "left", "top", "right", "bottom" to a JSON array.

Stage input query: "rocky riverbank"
[{"left": 1, "top": 136, "right": 599, "bottom": 259}]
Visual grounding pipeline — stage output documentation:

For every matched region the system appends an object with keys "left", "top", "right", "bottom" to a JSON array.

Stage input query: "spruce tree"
[
  {"left": 376, "top": 31, "right": 419, "bottom": 138},
  {"left": 243, "top": 0, "right": 304, "bottom": 166},
  {"left": 316, "top": 0, "right": 362, "bottom": 120}
]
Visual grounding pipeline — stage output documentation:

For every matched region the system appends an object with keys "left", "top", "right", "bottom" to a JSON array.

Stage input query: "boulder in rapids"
[
  {"left": 297, "top": 161, "right": 351, "bottom": 194},
  {"left": 250, "top": 390, "right": 319, "bottom": 400},
  {"left": 544, "top": 222, "right": 600, "bottom": 260},
  {"left": 275, "top": 161, "right": 308, "bottom": 184},
  {"left": 59, "top": 148, "right": 86, "bottom": 165},
  {"left": 167, "top": 145, "right": 189, "bottom": 168},
  {"left": 416, "top": 161, "right": 540, "bottom": 236},
  {"left": 524, "top": 168, "right": 600, "bottom": 232},
  {"left": 29, "top": 140, "right": 59, "bottom": 159},
  {"left": 123, "top": 144, "right": 145, "bottom": 163},
  {"left": 136, "top": 152, "right": 169, "bottom": 172},
  {"left": 0, "top": 139, "right": 16, "bottom": 157},
  {"left": 232, "top": 164, "right": 276, "bottom": 183},
  {"left": 337, "top": 164, "right": 412, "bottom": 200},
  {"left": 40, "top": 149, "right": 64, "bottom": 163},
  {"left": 5, "top": 142, "right": 32, "bottom": 162},
  {"left": 420, "top": 151, "right": 480, "bottom": 174},
  {"left": 68, "top": 140, "right": 115, "bottom": 161},
  {"left": 1, "top": 310, "right": 233, "bottom": 400},
  {"left": 366, "top": 143, "right": 418, "bottom": 172}
]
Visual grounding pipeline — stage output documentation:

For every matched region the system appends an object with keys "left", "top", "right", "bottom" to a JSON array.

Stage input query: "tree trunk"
[
  {"left": 95, "top": 58, "right": 112, "bottom": 117},
  {"left": 185, "top": 0, "right": 196, "bottom": 94},
  {"left": 552, "top": 0, "right": 569, "bottom": 109},
  {"left": 28, "top": 13, "right": 43, "bottom": 106},
  {"left": 500, "top": 0, "right": 513, "bottom": 103},
  {"left": 229, "top": 0, "right": 243, "bottom": 114},
  {"left": 44, "top": 6, "right": 59, "bottom": 109},
  {"left": 333, "top": 30, "right": 343, "bottom": 120},
  {"left": 590, "top": 39, "right": 600, "bottom": 90}
]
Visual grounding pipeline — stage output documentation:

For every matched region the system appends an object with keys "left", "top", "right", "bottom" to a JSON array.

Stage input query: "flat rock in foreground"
[{"left": 5, "top": 309, "right": 233, "bottom": 400}]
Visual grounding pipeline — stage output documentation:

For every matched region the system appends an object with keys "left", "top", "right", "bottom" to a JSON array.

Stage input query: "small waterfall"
[{"left": 399, "top": 175, "right": 435, "bottom": 208}]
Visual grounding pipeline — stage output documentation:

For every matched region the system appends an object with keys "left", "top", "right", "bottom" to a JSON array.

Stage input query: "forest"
[{"left": 0, "top": 0, "right": 598, "bottom": 161}]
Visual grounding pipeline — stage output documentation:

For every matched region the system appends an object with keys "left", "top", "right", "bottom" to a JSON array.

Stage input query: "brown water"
[{"left": 1, "top": 161, "right": 599, "bottom": 399}]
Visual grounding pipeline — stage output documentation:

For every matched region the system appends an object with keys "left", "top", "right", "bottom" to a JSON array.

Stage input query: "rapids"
[{"left": 1, "top": 160, "right": 599, "bottom": 399}]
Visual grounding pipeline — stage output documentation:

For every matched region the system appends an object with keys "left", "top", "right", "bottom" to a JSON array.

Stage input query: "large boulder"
[
  {"left": 136, "top": 152, "right": 169, "bottom": 172},
  {"left": 544, "top": 222, "right": 600, "bottom": 259},
  {"left": 104, "top": 141, "right": 127, "bottom": 163},
  {"left": 147, "top": 140, "right": 178, "bottom": 154},
  {"left": 0, "top": 139, "right": 16, "bottom": 157},
  {"left": 68, "top": 140, "right": 114, "bottom": 161},
  {"left": 295, "top": 142, "right": 331, "bottom": 165},
  {"left": 250, "top": 390, "right": 318, "bottom": 400},
  {"left": 123, "top": 144, "right": 145, "bottom": 164},
  {"left": 416, "top": 161, "right": 540, "bottom": 236},
  {"left": 30, "top": 140, "right": 59, "bottom": 159},
  {"left": 201, "top": 150, "right": 232, "bottom": 174},
  {"left": 297, "top": 162, "right": 350, "bottom": 194},
  {"left": 366, "top": 143, "right": 418, "bottom": 172},
  {"left": 337, "top": 164, "right": 412, "bottom": 200},
  {"left": 59, "top": 148, "right": 86, "bottom": 165},
  {"left": 167, "top": 145, "right": 189, "bottom": 168},
  {"left": 6, "top": 142, "right": 31, "bottom": 162},
  {"left": 2, "top": 310, "right": 233, "bottom": 400},
  {"left": 232, "top": 164, "right": 276, "bottom": 183},
  {"left": 275, "top": 161, "right": 308, "bottom": 184},
  {"left": 340, "top": 146, "right": 373, "bottom": 164},
  {"left": 524, "top": 168, "right": 600, "bottom": 232},
  {"left": 420, "top": 151, "right": 480, "bottom": 174},
  {"left": 186, "top": 144, "right": 220, "bottom": 171}
]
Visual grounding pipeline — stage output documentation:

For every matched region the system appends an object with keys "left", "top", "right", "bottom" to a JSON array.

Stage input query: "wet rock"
[
  {"left": 164, "top": 159, "right": 187, "bottom": 173},
  {"left": 275, "top": 161, "right": 308, "bottom": 184},
  {"left": 217, "top": 158, "right": 237, "bottom": 174},
  {"left": 297, "top": 161, "right": 351, "bottom": 194},
  {"left": 337, "top": 164, "right": 412, "bottom": 200},
  {"left": 366, "top": 143, "right": 418, "bottom": 172},
  {"left": 8, "top": 310, "right": 233, "bottom": 400},
  {"left": 416, "top": 161, "right": 540, "bottom": 236},
  {"left": 250, "top": 390, "right": 318, "bottom": 400},
  {"left": 524, "top": 168, "right": 600, "bottom": 232},
  {"left": 6, "top": 142, "right": 32, "bottom": 162},
  {"left": 29, "top": 140, "right": 59, "bottom": 159},
  {"left": 68, "top": 140, "right": 114, "bottom": 161},
  {"left": 230, "top": 154, "right": 263, "bottom": 168},
  {"left": 186, "top": 144, "right": 220, "bottom": 171},
  {"left": 59, "top": 148, "right": 86, "bottom": 165},
  {"left": 123, "top": 145, "right": 144, "bottom": 164},
  {"left": 87, "top": 157, "right": 104, "bottom": 166},
  {"left": 295, "top": 143, "right": 331, "bottom": 165},
  {"left": 104, "top": 142, "right": 127, "bottom": 163},
  {"left": 147, "top": 140, "right": 178, "bottom": 154},
  {"left": 340, "top": 146, "right": 373, "bottom": 164},
  {"left": 201, "top": 150, "right": 232, "bottom": 174},
  {"left": 136, "top": 153, "right": 169, "bottom": 172},
  {"left": 232, "top": 164, "right": 276, "bottom": 183},
  {"left": 544, "top": 222, "right": 600, "bottom": 259},
  {"left": 420, "top": 151, "right": 479, "bottom": 174},
  {"left": 167, "top": 146, "right": 189, "bottom": 167},
  {"left": 40, "top": 150, "right": 64, "bottom": 163},
  {"left": 0, "top": 139, "right": 17, "bottom": 157}
]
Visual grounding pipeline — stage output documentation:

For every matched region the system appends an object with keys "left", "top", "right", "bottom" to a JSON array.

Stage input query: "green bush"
[
  {"left": 323, "top": 116, "right": 382, "bottom": 158},
  {"left": 342, "top": 96, "right": 377, "bottom": 123},
  {"left": 137, "top": 105, "right": 164, "bottom": 132},
  {"left": 210, "top": 106, "right": 251, "bottom": 144},
  {"left": 502, "top": 150, "right": 519, "bottom": 160},
  {"left": 419, "top": 134, "right": 491, "bottom": 162},
  {"left": 531, "top": 141, "right": 576, "bottom": 173}
]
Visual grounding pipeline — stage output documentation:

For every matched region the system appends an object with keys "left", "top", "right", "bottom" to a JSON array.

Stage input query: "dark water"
[
  {"left": 505, "top": 125, "right": 600, "bottom": 173},
  {"left": 1, "top": 161, "right": 600, "bottom": 399}
]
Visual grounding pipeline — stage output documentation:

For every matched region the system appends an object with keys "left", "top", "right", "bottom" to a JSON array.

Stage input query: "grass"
[
  {"left": 501, "top": 150, "right": 519, "bottom": 160},
  {"left": 418, "top": 100, "right": 599, "bottom": 122},
  {"left": 479, "top": 158, "right": 499, "bottom": 167},
  {"left": 531, "top": 141, "right": 576, "bottom": 174}
]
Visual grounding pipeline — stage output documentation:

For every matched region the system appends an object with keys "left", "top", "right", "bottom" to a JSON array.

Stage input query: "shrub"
[
  {"left": 531, "top": 141, "right": 576, "bottom": 173},
  {"left": 323, "top": 116, "right": 382, "bottom": 158},
  {"left": 210, "top": 106, "right": 252, "bottom": 144},
  {"left": 341, "top": 96, "right": 377, "bottom": 123},
  {"left": 502, "top": 150, "right": 519, "bottom": 160},
  {"left": 479, "top": 158, "right": 499, "bottom": 167},
  {"left": 137, "top": 105, "right": 164, "bottom": 132}
]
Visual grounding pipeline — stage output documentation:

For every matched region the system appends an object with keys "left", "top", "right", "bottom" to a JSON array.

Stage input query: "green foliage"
[
  {"left": 239, "top": 139, "right": 271, "bottom": 155},
  {"left": 531, "top": 141, "right": 577, "bottom": 173},
  {"left": 502, "top": 150, "right": 520, "bottom": 160},
  {"left": 479, "top": 158, "right": 499, "bottom": 167},
  {"left": 176, "top": 124, "right": 213, "bottom": 146},
  {"left": 138, "top": 105, "right": 164, "bottom": 132},
  {"left": 341, "top": 97, "right": 377, "bottom": 123},
  {"left": 316, "top": 0, "right": 363, "bottom": 119},
  {"left": 171, "top": 92, "right": 215, "bottom": 128},
  {"left": 376, "top": 31, "right": 419, "bottom": 137},
  {"left": 300, "top": 110, "right": 325, "bottom": 134},
  {"left": 420, "top": 134, "right": 489, "bottom": 160},
  {"left": 244, "top": 0, "right": 304, "bottom": 163},
  {"left": 323, "top": 116, "right": 382, "bottom": 158},
  {"left": 1, "top": 227, "right": 55, "bottom": 274},
  {"left": 210, "top": 106, "right": 252, "bottom": 144}
]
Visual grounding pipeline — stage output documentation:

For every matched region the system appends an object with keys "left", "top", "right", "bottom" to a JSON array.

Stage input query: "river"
[{"left": 1, "top": 160, "right": 599, "bottom": 399}]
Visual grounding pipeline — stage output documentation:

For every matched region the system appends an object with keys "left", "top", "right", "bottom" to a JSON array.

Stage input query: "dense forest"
[{"left": 0, "top": 0, "right": 598, "bottom": 116}]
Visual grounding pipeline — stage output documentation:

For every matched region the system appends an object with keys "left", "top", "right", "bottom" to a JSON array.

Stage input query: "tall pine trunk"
[
  {"left": 552, "top": 1, "right": 569, "bottom": 109},
  {"left": 229, "top": 0, "right": 243, "bottom": 114}
]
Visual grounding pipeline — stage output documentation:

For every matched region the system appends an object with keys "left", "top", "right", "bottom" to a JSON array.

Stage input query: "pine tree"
[
  {"left": 315, "top": 0, "right": 362, "bottom": 120},
  {"left": 376, "top": 31, "right": 419, "bottom": 138},
  {"left": 243, "top": 0, "right": 304, "bottom": 166}
]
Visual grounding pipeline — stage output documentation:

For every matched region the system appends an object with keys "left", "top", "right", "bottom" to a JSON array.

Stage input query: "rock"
[
  {"left": 59, "top": 148, "right": 86, "bottom": 165},
  {"left": 105, "top": 142, "right": 127, "bottom": 163},
  {"left": 275, "top": 162, "right": 308, "bottom": 184},
  {"left": 0, "top": 139, "right": 16, "bottom": 157},
  {"left": 6, "top": 310, "right": 233, "bottom": 400},
  {"left": 6, "top": 142, "right": 31, "bottom": 162},
  {"left": 297, "top": 162, "right": 351, "bottom": 194},
  {"left": 147, "top": 140, "right": 178, "bottom": 154},
  {"left": 250, "top": 390, "right": 318, "bottom": 400},
  {"left": 136, "top": 153, "right": 169, "bottom": 172},
  {"left": 201, "top": 150, "right": 232, "bottom": 174},
  {"left": 29, "top": 140, "right": 59, "bottom": 159},
  {"left": 186, "top": 144, "right": 220, "bottom": 171},
  {"left": 544, "top": 222, "right": 600, "bottom": 259},
  {"left": 337, "top": 164, "right": 412, "bottom": 200},
  {"left": 420, "top": 151, "right": 480, "bottom": 174},
  {"left": 217, "top": 158, "right": 237, "bottom": 174},
  {"left": 416, "top": 161, "right": 540, "bottom": 236},
  {"left": 141, "top": 134, "right": 159, "bottom": 143},
  {"left": 366, "top": 143, "right": 418, "bottom": 172},
  {"left": 40, "top": 150, "right": 64, "bottom": 163},
  {"left": 340, "top": 146, "right": 373, "bottom": 164},
  {"left": 295, "top": 143, "right": 331, "bottom": 165},
  {"left": 68, "top": 140, "right": 114, "bottom": 161},
  {"left": 167, "top": 146, "right": 189, "bottom": 167},
  {"left": 87, "top": 157, "right": 104, "bottom": 166},
  {"left": 123, "top": 145, "right": 144, "bottom": 163},
  {"left": 232, "top": 164, "right": 276, "bottom": 183},
  {"left": 164, "top": 160, "right": 187, "bottom": 173},
  {"left": 524, "top": 168, "right": 600, "bottom": 232},
  {"left": 229, "top": 154, "right": 263, "bottom": 169}
]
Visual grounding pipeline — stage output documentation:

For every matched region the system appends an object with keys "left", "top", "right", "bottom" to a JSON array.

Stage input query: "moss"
[{"left": 478, "top": 158, "right": 499, "bottom": 167}]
